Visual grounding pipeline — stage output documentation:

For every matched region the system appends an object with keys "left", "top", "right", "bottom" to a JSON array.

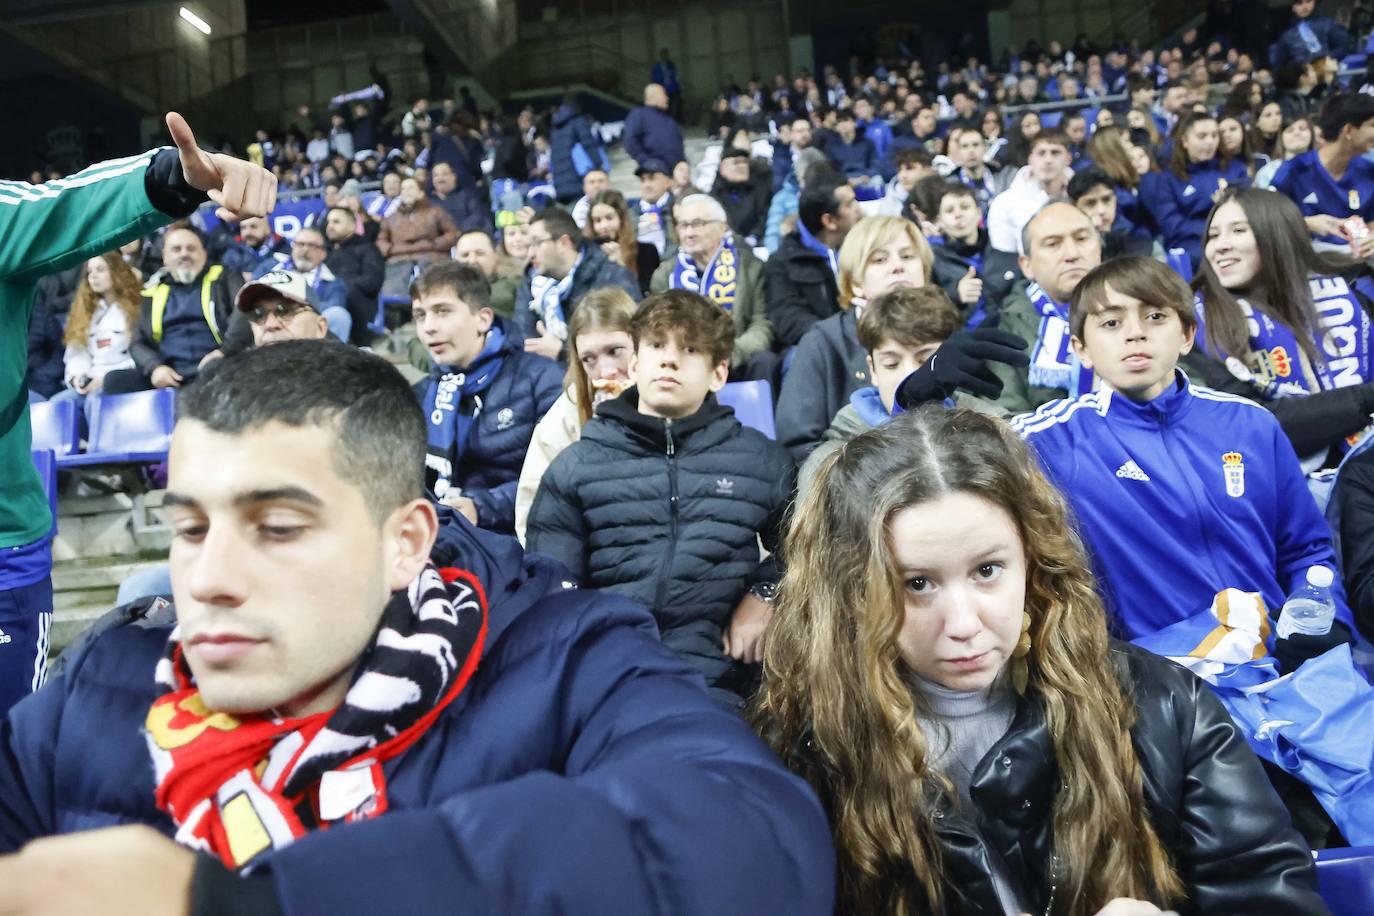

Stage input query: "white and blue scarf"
[
  {"left": 669, "top": 234, "right": 739, "bottom": 310},
  {"left": 636, "top": 194, "right": 671, "bottom": 256},
  {"left": 526, "top": 251, "right": 583, "bottom": 342},
  {"left": 423, "top": 327, "right": 507, "bottom": 498},
  {"left": 1026, "top": 282, "right": 1094, "bottom": 395}
]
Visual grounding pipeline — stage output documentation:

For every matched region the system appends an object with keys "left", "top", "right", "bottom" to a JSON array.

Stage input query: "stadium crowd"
[{"left": 5, "top": 1, "right": 1374, "bottom": 913}]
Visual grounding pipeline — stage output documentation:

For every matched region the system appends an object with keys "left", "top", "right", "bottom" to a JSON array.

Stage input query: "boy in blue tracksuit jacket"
[
  {"left": 1270, "top": 92, "right": 1374, "bottom": 250},
  {"left": 410, "top": 262, "right": 562, "bottom": 534},
  {"left": 1013, "top": 257, "right": 1354, "bottom": 641}
]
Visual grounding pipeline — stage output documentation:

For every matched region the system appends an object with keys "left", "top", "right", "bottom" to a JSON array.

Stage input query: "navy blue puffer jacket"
[
  {"left": 412, "top": 319, "right": 563, "bottom": 533},
  {"left": 0, "top": 521, "right": 836, "bottom": 916},
  {"left": 525, "top": 390, "right": 794, "bottom": 692}
]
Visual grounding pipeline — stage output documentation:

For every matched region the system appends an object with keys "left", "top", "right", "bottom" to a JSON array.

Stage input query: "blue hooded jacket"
[
  {"left": 412, "top": 318, "right": 562, "bottom": 533},
  {"left": 549, "top": 105, "right": 609, "bottom": 201},
  {"left": 1012, "top": 372, "right": 1352, "bottom": 639},
  {"left": 0, "top": 516, "right": 836, "bottom": 915}
]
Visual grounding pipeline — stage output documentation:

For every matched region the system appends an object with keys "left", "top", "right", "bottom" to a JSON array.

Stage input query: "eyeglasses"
[
  {"left": 247, "top": 301, "right": 313, "bottom": 324},
  {"left": 676, "top": 219, "right": 722, "bottom": 232},
  {"left": 527, "top": 234, "right": 555, "bottom": 247}
]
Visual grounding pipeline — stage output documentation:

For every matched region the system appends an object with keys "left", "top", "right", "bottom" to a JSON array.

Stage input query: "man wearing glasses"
[
  {"left": 513, "top": 207, "right": 639, "bottom": 360},
  {"left": 251, "top": 226, "right": 352, "bottom": 343},
  {"left": 235, "top": 271, "right": 331, "bottom": 347}
]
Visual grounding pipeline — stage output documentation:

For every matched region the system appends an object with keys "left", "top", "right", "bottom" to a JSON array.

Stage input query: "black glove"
[
  {"left": 895, "top": 328, "right": 1030, "bottom": 408},
  {"left": 1273, "top": 620, "right": 1354, "bottom": 676}
]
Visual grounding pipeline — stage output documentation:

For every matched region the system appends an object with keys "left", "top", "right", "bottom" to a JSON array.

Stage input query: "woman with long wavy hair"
[
  {"left": 588, "top": 189, "right": 660, "bottom": 296},
  {"left": 54, "top": 252, "right": 143, "bottom": 418},
  {"left": 751, "top": 405, "right": 1323, "bottom": 915}
]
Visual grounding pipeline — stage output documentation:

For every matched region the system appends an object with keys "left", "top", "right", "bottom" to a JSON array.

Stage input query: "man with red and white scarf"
[{"left": 0, "top": 340, "right": 834, "bottom": 916}]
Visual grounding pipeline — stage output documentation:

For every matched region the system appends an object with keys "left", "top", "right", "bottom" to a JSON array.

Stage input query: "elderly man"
[
  {"left": 236, "top": 270, "right": 331, "bottom": 346},
  {"left": 623, "top": 83, "right": 686, "bottom": 172},
  {"left": 251, "top": 226, "right": 352, "bottom": 343},
  {"left": 630, "top": 159, "right": 677, "bottom": 257},
  {"left": 103, "top": 227, "right": 245, "bottom": 394},
  {"left": 710, "top": 149, "right": 772, "bottom": 245},
  {"left": 651, "top": 194, "right": 773, "bottom": 380},
  {"left": 377, "top": 176, "right": 458, "bottom": 298},
  {"left": 428, "top": 161, "right": 488, "bottom": 234}
]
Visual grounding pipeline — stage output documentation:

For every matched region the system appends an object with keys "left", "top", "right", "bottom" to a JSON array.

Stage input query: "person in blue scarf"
[
  {"left": 412, "top": 261, "right": 562, "bottom": 533},
  {"left": 1194, "top": 188, "right": 1374, "bottom": 466}
]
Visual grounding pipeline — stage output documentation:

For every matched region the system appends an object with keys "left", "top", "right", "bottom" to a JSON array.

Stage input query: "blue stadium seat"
[
  {"left": 59, "top": 389, "right": 176, "bottom": 467},
  {"left": 718, "top": 380, "right": 776, "bottom": 440},
  {"left": 31, "top": 449, "right": 57, "bottom": 538},
  {"left": 1315, "top": 846, "right": 1374, "bottom": 915},
  {"left": 1038, "top": 111, "right": 1063, "bottom": 129},
  {"left": 373, "top": 293, "right": 411, "bottom": 336},
  {"left": 29, "top": 399, "right": 80, "bottom": 458}
]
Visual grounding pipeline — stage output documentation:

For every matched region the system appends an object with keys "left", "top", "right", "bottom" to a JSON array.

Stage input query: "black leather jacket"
[{"left": 812, "top": 643, "right": 1327, "bottom": 915}]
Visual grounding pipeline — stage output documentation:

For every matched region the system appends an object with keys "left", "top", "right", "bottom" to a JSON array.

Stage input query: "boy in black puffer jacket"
[
  {"left": 411, "top": 261, "right": 562, "bottom": 535},
  {"left": 527, "top": 290, "right": 794, "bottom": 704}
]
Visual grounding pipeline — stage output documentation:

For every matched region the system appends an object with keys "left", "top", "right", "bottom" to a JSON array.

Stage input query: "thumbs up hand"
[{"left": 956, "top": 265, "right": 983, "bottom": 306}]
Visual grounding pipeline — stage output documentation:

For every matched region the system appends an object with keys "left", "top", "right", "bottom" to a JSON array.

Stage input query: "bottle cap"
[{"left": 1307, "top": 566, "right": 1334, "bottom": 588}]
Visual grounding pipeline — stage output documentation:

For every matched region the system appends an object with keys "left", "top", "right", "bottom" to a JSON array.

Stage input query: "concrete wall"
[
  {"left": 496, "top": 0, "right": 790, "bottom": 110},
  {"left": 4, "top": 0, "right": 248, "bottom": 113}
]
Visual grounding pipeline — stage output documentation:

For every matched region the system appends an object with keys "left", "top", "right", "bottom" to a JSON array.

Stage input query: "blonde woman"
[
  {"left": 514, "top": 286, "right": 636, "bottom": 543},
  {"left": 753, "top": 405, "right": 1324, "bottom": 916},
  {"left": 777, "top": 215, "right": 932, "bottom": 462}
]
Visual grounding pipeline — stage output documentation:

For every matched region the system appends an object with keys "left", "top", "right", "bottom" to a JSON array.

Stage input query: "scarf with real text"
[
  {"left": 1026, "top": 282, "right": 1095, "bottom": 394},
  {"left": 669, "top": 233, "right": 740, "bottom": 310},
  {"left": 423, "top": 326, "right": 507, "bottom": 498},
  {"left": 145, "top": 564, "right": 488, "bottom": 873},
  {"left": 527, "top": 251, "right": 582, "bottom": 342}
]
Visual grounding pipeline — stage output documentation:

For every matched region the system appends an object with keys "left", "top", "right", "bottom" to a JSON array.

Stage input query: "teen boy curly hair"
[{"left": 528, "top": 290, "right": 794, "bottom": 704}]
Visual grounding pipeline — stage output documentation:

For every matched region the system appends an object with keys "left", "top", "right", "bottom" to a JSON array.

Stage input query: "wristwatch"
[{"left": 749, "top": 581, "right": 779, "bottom": 603}]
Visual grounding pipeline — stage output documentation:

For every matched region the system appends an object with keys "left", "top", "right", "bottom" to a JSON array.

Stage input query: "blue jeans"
[
  {"left": 0, "top": 576, "right": 53, "bottom": 715},
  {"left": 115, "top": 564, "right": 173, "bottom": 606}
]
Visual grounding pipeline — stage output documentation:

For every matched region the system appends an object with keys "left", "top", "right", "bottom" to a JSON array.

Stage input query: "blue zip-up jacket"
[
  {"left": 1144, "top": 158, "right": 1251, "bottom": 270},
  {"left": 1270, "top": 149, "right": 1374, "bottom": 247},
  {"left": 549, "top": 105, "right": 609, "bottom": 201},
  {"left": 825, "top": 135, "right": 879, "bottom": 180},
  {"left": 856, "top": 118, "right": 894, "bottom": 176},
  {"left": 622, "top": 105, "right": 685, "bottom": 171},
  {"left": 0, "top": 518, "right": 835, "bottom": 915},
  {"left": 412, "top": 319, "right": 562, "bottom": 533},
  {"left": 1012, "top": 372, "right": 1352, "bottom": 640}
]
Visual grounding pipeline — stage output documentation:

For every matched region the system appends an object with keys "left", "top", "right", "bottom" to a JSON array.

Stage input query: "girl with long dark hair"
[
  {"left": 1196, "top": 187, "right": 1374, "bottom": 463},
  {"left": 1144, "top": 111, "right": 1251, "bottom": 269}
]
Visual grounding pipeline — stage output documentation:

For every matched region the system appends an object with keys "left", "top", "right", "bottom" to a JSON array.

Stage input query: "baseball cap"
[
  {"left": 634, "top": 157, "right": 670, "bottom": 177},
  {"left": 235, "top": 269, "right": 319, "bottom": 314}
]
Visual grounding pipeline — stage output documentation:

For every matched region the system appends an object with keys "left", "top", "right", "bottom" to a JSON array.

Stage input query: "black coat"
[
  {"left": 801, "top": 643, "right": 1326, "bottom": 915},
  {"left": 526, "top": 390, "right": 794, "bottom": 692},
  {"left": 712, "top": 171, "right": 773, "bottom": 242},
  {"left": 326, "top": 235, "right": 385, "bottom": 343},
  {"left": 775, "top": 309, "right": 868, "bottom": 463},
  {"left": 1335, "top": 445, "right": 1374, "bottom": 642},
  {"left": 763, "top": 233, "right": 840, "bottom": 349}
]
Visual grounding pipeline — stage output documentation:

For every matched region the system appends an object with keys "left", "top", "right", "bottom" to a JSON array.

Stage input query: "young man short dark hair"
[
  {"left": 412, "top": 261, "right": 562, "bottom": 533},
  {"left": 0, "top": 339, "right": 834, "bottom": 915},
  {"left": 527, "top": 290, "right": 795, "bottom": 704},
  {"left": 763, "top": 167, "right": 860, "bottom": 348},
  {"left": 1067, "top": 167, "right": 1154, "bottom": 260},
  {"left": 1272, "top": 91, "right": 1374, "bottom": 255}
]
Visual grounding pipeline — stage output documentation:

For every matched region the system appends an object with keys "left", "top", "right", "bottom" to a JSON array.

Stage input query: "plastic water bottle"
[{"left": 1276, "top": 566, "right": 1337, "bottom": 639}]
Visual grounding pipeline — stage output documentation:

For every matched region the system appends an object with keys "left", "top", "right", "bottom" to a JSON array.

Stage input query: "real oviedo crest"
[{"left": 1222, "top": 451, "right": 1246, "bottom": 498}]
